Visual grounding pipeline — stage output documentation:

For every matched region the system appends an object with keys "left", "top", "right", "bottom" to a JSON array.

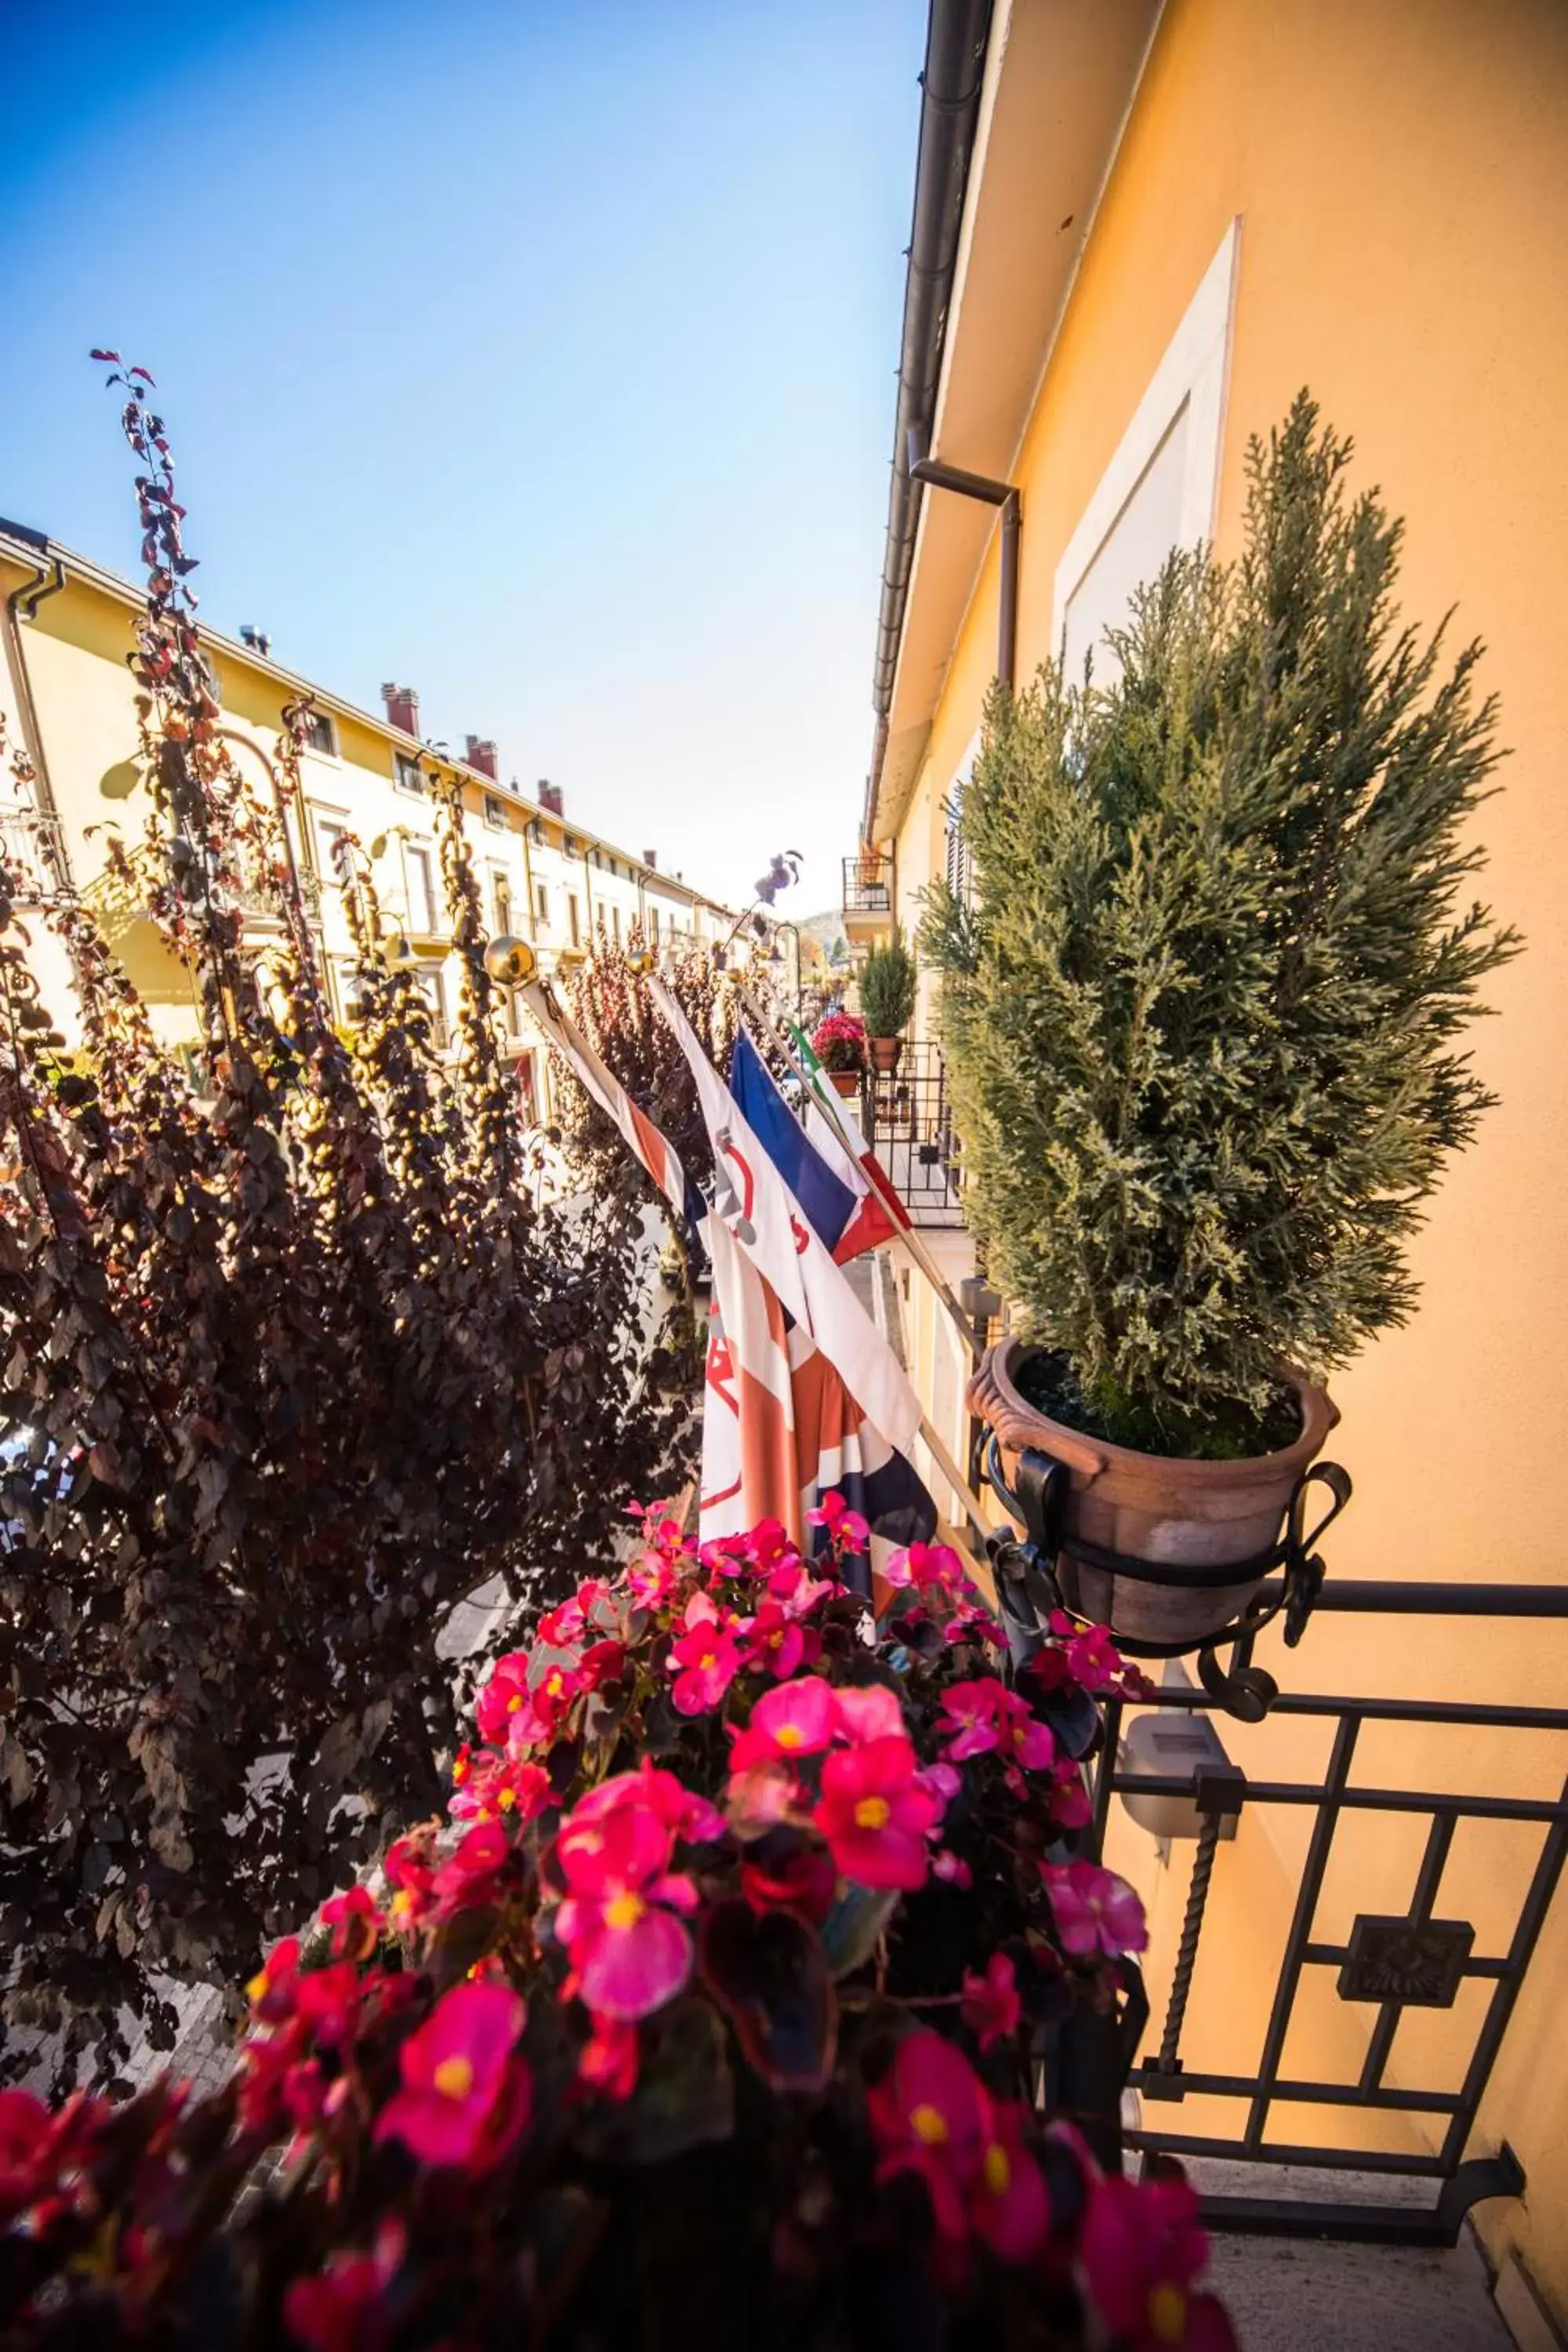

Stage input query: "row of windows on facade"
[
  {"left": 285, "top": 699, "right": 651, "bottom": 895},
  {"left": 383, "top": 746, "right": 642, "bottom": 883},
  {"left": 314, "top": 819, "right": 687, "bottom": 955}
]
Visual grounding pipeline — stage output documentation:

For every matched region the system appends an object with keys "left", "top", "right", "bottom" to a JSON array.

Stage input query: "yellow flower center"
[
  {"left": 699, "top": 1650, "right": 717, "bottom": 1670},
  {"left": 546, "top": 1671, "right": 564, "bottom": 1697},
  {"left": 498, "top": 1787, "right": 517, "bottom": 1811},
  {"left": 768, "top": 1630, "right": 784, "bottom": 1648},
  {"left": 245, "top": 1969, "right": 268, "bottom": 2002},
  {"left": 507, "top": 1693, "right": 524, "bottom": 1714},
  {"left": 390, "top": 1889, "right": 416, "bottom": 1923},
  {"left": 775, "top": 1725, "right": 804, "bottom": 1749},
  {"left": 910, "top": 2103, "right": 948, "bottom": 2146},
  {"left": 1148, "top": 2285, "right": 1187, "bottom": 2345},
  {"left": 604, "top": 1892, "right": 647, "bottom": 1931},
  {"left": 855, "top": 1796, "right": 891, "bottom": 1831},
  {"left": 433, "top": 2056, "right": 474, "bottom": 2101},
  {"left": 452, "top": 1757, "right": 470, "bottom": 1782},
  {"left": 982, "top": 2143, "right": 1011, "bottom": 2194}
]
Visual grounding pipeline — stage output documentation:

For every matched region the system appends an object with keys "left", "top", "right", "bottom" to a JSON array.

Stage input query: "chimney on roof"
[
  {"left": 643, "top": 850, "right": 657, "bottom": 870},
  {"left": 538, "top": 779, "right": 564, "bottom": 816},
  {"left": 382, "top": 682, "right": 419, "bottom": 738},
  {"left": 465, "top": 735, "right": 499, "bottom": 781},
  {"left": 239, "top": 623, "right": 272, "bottom": 657}
]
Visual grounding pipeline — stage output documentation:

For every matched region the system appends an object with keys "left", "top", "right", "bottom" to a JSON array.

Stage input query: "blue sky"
[{"left": 0, "top": 0, "right": 924, "bottom": 913}]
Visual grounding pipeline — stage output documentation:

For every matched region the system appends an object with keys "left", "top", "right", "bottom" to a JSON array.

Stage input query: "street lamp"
[{"left": 766, "top": 920, "right": 802, "bottom": 1018}]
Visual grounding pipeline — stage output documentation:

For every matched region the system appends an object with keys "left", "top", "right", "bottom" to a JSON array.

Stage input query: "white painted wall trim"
[{"left": 1051, "top": 215, "right": 1242, "bottom": 655}]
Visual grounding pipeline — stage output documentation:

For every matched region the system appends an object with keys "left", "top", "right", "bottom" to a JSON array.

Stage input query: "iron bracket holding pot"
[{"left": 984, "top": 1442, "right": 1352, "bottom": 1722}]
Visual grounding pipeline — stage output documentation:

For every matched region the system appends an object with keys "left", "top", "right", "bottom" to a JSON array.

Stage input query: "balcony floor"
[{"left": 1207, "top": 2224, "right": 1511, "bottom": 2350}]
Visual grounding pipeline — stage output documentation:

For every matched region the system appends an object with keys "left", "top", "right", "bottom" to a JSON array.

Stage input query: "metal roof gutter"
[{"left": 862, "top": 0, "right": 993, "bottom": 844}]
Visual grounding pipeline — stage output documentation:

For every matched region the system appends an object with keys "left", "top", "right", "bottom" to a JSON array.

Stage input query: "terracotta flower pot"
[
  {"left": 967, "top": 1338, "right": 1338, "bottom": 1647},
  {"left": 869, "top": 1036, "right": 902, "bottom": 1076},
  {"left": 828, "top": 1069, "right": 862, "bottom": 1099}
]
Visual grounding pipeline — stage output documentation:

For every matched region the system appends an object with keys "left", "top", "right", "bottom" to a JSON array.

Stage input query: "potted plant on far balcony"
[
  {"left": 812, "top": 1008, "right": 866, "bottom": 1099},
  {"left": 858, "top": 925, "right": 919, "bottom": 1077},
  {"left": 921, "top": 395, "right": 1518, "bottom": 1650}
]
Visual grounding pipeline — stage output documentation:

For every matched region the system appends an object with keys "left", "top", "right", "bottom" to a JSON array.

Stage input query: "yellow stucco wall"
[{"left": 894, "top": 0, "right": 1568, "bottom": 2303}]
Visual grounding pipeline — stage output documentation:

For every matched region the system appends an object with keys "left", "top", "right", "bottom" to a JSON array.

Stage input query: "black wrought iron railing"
[
  {"left": 863, "top": 1040, "right": 965, "bottom": 1229},
  {"left": 841, "top": 853, "right": 892, "bottom": 916},
  {"left": 1081, "top": 1581, "right": 1568, "bottom": 2248}
]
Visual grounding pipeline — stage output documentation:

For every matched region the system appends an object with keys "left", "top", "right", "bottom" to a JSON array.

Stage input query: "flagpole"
[
  {"left": 739, "top": 988, "right": 983, "bottom": 1366},
  {"left": 916, "top": 1410, "right": 998, "bottom": 1551}
]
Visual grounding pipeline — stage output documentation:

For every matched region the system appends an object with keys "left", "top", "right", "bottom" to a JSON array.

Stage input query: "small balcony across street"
[{"left": 841, "top": 849, "right": 892, "bottom": 942}]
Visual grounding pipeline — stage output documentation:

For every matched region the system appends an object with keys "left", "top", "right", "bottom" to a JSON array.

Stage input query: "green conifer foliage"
[{"left": 921, "top": 396, "right": 1519, "bottom": 1457}]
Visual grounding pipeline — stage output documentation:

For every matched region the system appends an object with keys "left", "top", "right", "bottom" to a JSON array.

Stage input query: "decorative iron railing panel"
[
  {"left": 841, "top": 853, "right": 892, "bottom": 916},
  {"left": 866, "top": 1040, "right": 965, "bottom": 1229},
  {"left": 0, "top": 808, "right": 72, "bottom": 904},
  {"left": 1082, "top": 1583, "right": 1568, "bottom": 2246}
]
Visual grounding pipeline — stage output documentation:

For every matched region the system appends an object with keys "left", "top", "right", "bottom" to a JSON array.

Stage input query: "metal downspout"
[{"left": 2, "top": 536, "right": 75, "bottom": 894}]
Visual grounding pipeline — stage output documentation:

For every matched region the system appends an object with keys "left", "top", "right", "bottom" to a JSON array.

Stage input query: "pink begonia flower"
[
  {"left": 568, "top": 1759, "right": 725, "bottom": 1847},
  {"left": 945, "top": 1604, "right": 1005, "bottom": 1648},
  {"left": 728, "top": 1675, "right": 837, "bottom": 1772},
  {"left": 937, "top": 1677, "right": 1056, "bottom": 1772},
  {"left": 538, "top": 1577, "right": 613, "bottom": 1648},
  {"left": 1079, "top": 2174, "right": 1237, "bottom": 2351},
  {"left": 746, "top": 1517, "right": 793, "bottom": 1572},
  {"left": 867, "top": 2029, "right": 988, "bottom": 2241},
  {"left": 699, "top": 1531, "right": 757, "bottom": 1577},
  {"left": 739, "top": 1597, "right": 819, "bottom": 1679},
  {"left": 935, "top": 1677, "right": 1007, "bottom": 1760},
  {"left": 666, "top": 1592, "right": 744, "bottom": 1715},
  {"left": 883, "top": 1541, "right": 965, "bottom": 1592},
  {"left": 554, "top": 1799, "right": 698, "bottom": 2020},
  {"left": 383, "top": 1835, "right": 437, "bottom": 1934},
  {"left": 931, "top": 1849, "right": 974, "bottom": 1889},
  {"left": 320, "top": 1885, "right": 381, "bottom": 1960},
  {"left": 813, "top": 1734, "right": 943, "bottom": 1890},
  {"left": 292, "top": 1962, "right": 365, "bottom": 2049},
  {"left": 808, "top": 1488, "right": 870, "bottom": 1552},
  {"left": 1048, "top": 1765, "right": 1094, "bottom": 1831},
  {"left": 918, "top": 1760, "right": 963, "bottom": 1806},
  {"left": 970, "top": 2094, "right": 1049, "bottom": 2264},
  {"left": 284, "top": 2219, "right": 406, "bottom": 2352},
  {"left": 1042, "top": 1860, "right": 1149, "bottom": 1958},
  {"left": 431, "top": 1819, "right": 512, "bottom": 1916},
  {"left": 960, "top": 1952, "right": 1022, "bottom": 2052},
  {"left": 453, "top": 1755, "right": 553, "bottom": 1828},
  {"left": 579, "top": 2014, "right": 640, "bottom": 2101},
  {"left": 245, "top": 1934, "right": 302, "bottom": 2021},
  {"left": 829, "top": 1682, "right": 906, "bottom": 1745},
  {"left": 376, "top": 1982, "right": 530, "bottom": 2172},
  {"left": 474, "top": 1652, "right": 535, "bottom": 1744},
  {"left": 532, "top": 1658, "right": 584, "bottom": 1730},
  {"left": 765, "top": 1557, "right": 840, "bottom": 1617},
  {"left": 626, "top": 1551, "right": 678, "bottom": 1606}
]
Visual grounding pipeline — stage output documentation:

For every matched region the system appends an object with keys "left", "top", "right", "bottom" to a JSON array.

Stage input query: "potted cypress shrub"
[
  {"left": 858, "top": 925, "right": 919, "bottom": 1075},
  {"left": 922, "top": 397, "right": 1519, "bottom": 1646}
]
